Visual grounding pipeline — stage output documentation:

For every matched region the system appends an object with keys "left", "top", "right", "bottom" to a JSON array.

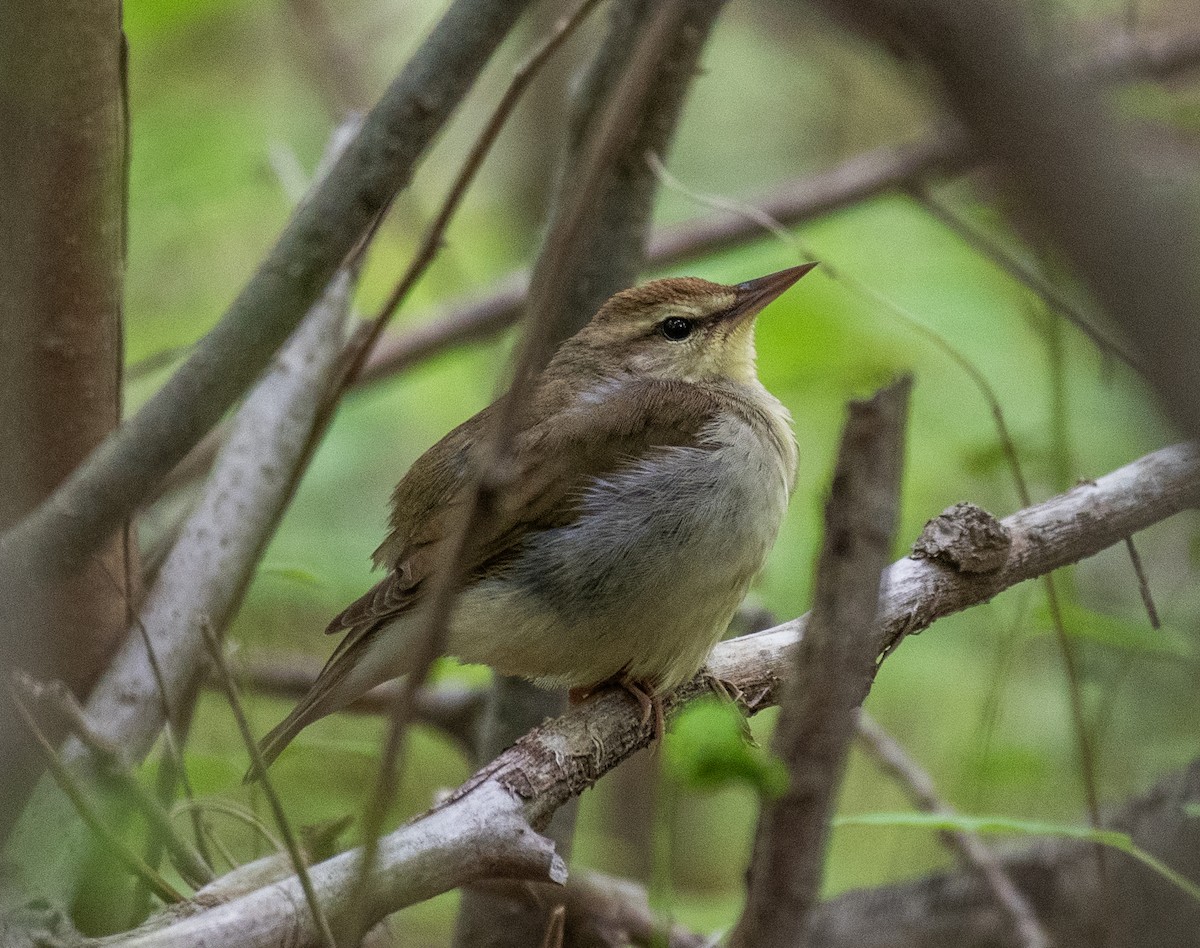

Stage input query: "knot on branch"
[{"left": 910, "top": 502, "right": 1011, "bottom": 574}]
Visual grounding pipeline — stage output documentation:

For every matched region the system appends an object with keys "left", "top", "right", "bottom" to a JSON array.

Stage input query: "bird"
[{"left": 256, "top": 263, "right": 815, "bottom": 768}]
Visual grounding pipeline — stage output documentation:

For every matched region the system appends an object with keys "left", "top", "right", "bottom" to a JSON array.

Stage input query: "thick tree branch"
[
  {"left": 0, "top": 0, "right": 533, "bottom": 589},
  {"left": 732, "top": 379, "right": 909, "bottom": 948},
  {"left": 0, "top": 0, "right": 128, "bottom": 840},
  {"left": 109, "top": 443, "right": 1200, "bottom": 948}
]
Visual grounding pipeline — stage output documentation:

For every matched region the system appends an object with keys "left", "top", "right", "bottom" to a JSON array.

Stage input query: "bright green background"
[{"left": 111, "top": 0, "right": 1200, "bottom": 941}]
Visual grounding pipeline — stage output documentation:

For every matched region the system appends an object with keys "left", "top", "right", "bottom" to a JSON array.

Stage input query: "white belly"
[{"left": 449, "top": 409, "right": 795, "bottom": 690}]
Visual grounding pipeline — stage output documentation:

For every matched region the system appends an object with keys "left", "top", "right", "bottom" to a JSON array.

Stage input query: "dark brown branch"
[
  {"left": 343, "top": 4, "right": 615, "bottom": 938},
  {"left": 0, "top": 0, "right": 534, "bottom": 590},
  {"left": 731, "top": 378, "right": 910, "bottom": 948}
]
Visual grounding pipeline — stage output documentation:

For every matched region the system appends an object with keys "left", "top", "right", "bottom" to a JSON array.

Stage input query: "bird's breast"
[{"left": 471, "top": 404, "right": 795, "bottom": 688}]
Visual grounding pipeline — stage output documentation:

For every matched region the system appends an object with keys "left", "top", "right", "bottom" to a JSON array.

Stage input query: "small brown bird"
[{"left": 258, "top": 264, "right": 814, "bottom": 767}]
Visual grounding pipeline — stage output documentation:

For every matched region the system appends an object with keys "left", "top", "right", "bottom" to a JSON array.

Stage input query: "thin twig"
[
  {"left": 6, "top": 681, "right": 185, "bottom": 905},
  {"left": 348, "top": 0, "right": 696, "bottom": 936},
  {"left": 17, "top": 674, "right": 214, "bottom": 888},
  {"left": 910, "top": 185, "right": 1143, "bottom": 372},
  {"left": 336, "top": 0, "right": 605, "bottom": 398},
  {"left": 171, "top": 798, "right": 287, "bottom": 857},
  {"left": 1124, "top": 535, "right": 1161, "bottom": 630},
  {"left": 200, "top": 622, "right": 336, "bottom": 948},
  {"left": 857, "top": 713, "right": 1052, "bottom": 948}
]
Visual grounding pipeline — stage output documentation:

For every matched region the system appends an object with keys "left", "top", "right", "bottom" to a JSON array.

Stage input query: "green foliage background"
[{"left": 115, "top": 0, "right": 1200, "bottom": 940}]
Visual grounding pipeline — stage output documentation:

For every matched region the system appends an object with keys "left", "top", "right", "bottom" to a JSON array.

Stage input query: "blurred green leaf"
[
  {"left": 257, "top": 562, "right": 325, "bottom": 589},
  {"left": 1035, "top": 601, "right": 1193, "bottom": 658},
  {"left": 836, "top": 810, "right": 1200, "bottom": 904},
  {"left": 664, "top": 697, "right": 787, "bottom": 799},
  {"left": 1184, "top": 803, "right": 1200, "bottom": 820}
]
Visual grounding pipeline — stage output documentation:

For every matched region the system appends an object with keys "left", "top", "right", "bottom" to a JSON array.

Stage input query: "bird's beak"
[{"left": 726, "top": 262, "right": 818, "bottom": 324}]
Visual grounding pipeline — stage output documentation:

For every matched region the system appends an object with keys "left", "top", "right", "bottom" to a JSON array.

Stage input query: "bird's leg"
[
  {"left": 569, "top": 677, "right": 665, "bottom": 741},
  {"left": 616, "top": 676, "right": 664, "bottom": 742},
  {"left": 701, "top": 670, "right": 755, "bottom": 744}
]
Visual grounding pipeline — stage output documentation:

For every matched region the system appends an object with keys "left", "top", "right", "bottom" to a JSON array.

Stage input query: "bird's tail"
[
  {"left": 248, "top": 688, "right": 336, "bottom": 781},
  {"left": 245, "top": 628, "right": 379, "bottom": 782}
]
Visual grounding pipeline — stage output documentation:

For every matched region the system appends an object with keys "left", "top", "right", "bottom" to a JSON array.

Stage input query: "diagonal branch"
[
  {"left": 0, "top": 0, "right": 534, "bottom": 591},
  {"left": 455, "top": 0, "right": 730, "bottom": 943},
  {"left": 109, "top": 442, "right": 1200, "bottom": 948},
  {"left": 856, "top": 713, "right": 1052, "bottom": 948}
]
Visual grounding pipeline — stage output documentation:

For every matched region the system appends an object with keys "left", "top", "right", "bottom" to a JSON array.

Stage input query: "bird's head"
[{"left": 568, "top": 263, "right": 816, "bottom": 384}]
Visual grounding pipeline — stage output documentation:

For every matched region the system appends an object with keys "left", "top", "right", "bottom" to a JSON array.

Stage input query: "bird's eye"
[{"left": 659, "top": 317, "right": 693, "bottom": 341}]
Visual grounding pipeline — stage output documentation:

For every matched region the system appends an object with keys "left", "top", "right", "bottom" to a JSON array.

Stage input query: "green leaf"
[
  {"left": 256, "top": 562, "right": 325, "bottom": 589},
  {"left": 1035, "top": 601, "right": 1193, "bottom": 658},
  {"left": 836, "top": 811, "right": 1200, "bottom": 905},
  {"left": 1184, "top": 803, "right": 1200, "bottom": 820},
  {"left": 664, "top": 697, "right": 787, "bottom": 799}
]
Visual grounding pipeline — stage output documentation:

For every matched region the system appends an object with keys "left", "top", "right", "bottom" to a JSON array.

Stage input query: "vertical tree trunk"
[{"left": 0, "top": 0, "right": 128, "bottom": 836}]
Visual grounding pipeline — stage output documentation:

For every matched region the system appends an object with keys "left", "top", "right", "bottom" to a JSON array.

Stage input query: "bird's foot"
[
  {"left": 569, "top": 676, "right": 665, "bottom": 743},
  {"left": 702, "top": 671, "right": 756, "bottom": 744}
]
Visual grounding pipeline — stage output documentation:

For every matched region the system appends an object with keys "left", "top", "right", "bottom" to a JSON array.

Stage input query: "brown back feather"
[{"left": 323, "top": 378, "right": 732, "bottom": 644}]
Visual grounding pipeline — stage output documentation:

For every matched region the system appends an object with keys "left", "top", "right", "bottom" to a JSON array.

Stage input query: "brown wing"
[{"left": 325, "top": 378, "right": 725, "bottom": 644}]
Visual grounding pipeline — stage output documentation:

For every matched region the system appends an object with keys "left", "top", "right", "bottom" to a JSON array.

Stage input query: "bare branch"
[
  {"left": 455, "top": 0, "right": 729, "bottom": 941},
  {"left": 731, "top": 378, "right": 910, "bottom": 948},
  {"left": 105, "top": 442, "right": 1200, "bottom": 948},
  {"left": 108, "top": 783, "right": 566, "bottom": 948},
  {"left": 857, "top": 713, "right": 1051, "bottom": 948}
]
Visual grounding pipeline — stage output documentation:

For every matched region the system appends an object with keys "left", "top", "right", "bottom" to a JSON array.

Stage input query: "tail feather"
[
  {"left": 245, "top": 649, "right": 359, "bottom": 783},
  {"left": 248, "top": 693, "right": 330, "bottom": 781}
]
